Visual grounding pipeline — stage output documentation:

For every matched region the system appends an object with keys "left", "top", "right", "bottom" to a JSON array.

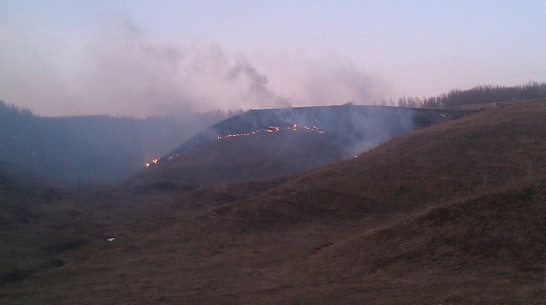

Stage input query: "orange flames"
[
  {"left": 145, "top": 158, "right": 161, "bottom": 168},
  {"left": 216, "top": 123, "right": 324, "bottom": 140},
  {"left": 145, "top": 123, "right": 325, "bottom": 168}
]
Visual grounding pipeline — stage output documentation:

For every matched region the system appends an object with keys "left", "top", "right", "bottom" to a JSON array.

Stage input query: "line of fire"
[{"left": 144, "top": 123, "right": 325, "bottom": 168}]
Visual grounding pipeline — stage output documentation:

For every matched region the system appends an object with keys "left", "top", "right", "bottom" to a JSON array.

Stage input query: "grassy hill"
[
  {"left": 129, "top": 105, "right": 472, "bottom": 193},
  {"left": 1, "top": 100, "right": 544, "bottom": 304},
  {"left": 167, "top": 105, "right": 471, "bottom": 157},
  {"left": 282, "top": 182, "right": 545, "bottom": 304},
  {"left": 213, "top": 100, "right": 545, "bottom": 229},
  {"left": 128, "top": 128, "right": 343, "bottom": 192}
]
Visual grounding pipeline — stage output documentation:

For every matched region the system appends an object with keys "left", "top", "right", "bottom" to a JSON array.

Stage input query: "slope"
[
  {"left": 128, "top": 128, "right": 343, "bottom": 192},
  {"left": 2, "top": 101, "right": 544, "bottom": 305},
  {"left": 219, "top": 100, "right": 546, "bottom": 229},
  {"left": 280, "top": 181, "right": 545, "bottom": 304},
  {"left": 131, "top": 105, "right": 471, "bottom": 193},
  {"left": 166, "top": 105, "right": 470, "bottom": 158}
]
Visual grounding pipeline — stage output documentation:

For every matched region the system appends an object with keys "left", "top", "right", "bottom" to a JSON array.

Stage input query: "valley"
[{"left": 0, "top": 101, "right": 545, "bottom": 304}]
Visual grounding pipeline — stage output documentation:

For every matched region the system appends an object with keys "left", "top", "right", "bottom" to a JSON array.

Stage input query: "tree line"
[{"left": 397, "top": 81, "right": 546, "bottom": 108}]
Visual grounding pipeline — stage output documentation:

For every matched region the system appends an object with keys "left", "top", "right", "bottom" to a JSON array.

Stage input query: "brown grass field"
[{"left": 1, "top": 100, "right": 545, "bottom": 304}]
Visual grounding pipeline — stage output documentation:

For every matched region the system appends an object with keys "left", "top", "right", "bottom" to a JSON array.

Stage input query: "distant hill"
[
  {"left": 166, "top": 105, "right": 470, "bottom": 157},
  {"left": 0, "top": 101, "right": 226, "bottom": 187},
  {"left": 131, "top": 105, "right": 472, "bottom": 191}
]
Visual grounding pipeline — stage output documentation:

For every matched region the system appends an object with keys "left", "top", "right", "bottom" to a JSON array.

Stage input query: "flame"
[
  {"left": 145, "top": 157, "right": 161, "bottom": 168},
  {"left": 216, "top": 123, "right": 324, "bottom": 140},
  {"left": 146, "top": 124, "right": 325, "bottom": 168}
]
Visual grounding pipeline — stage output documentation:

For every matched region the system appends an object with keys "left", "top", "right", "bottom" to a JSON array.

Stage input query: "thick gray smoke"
[
  {"left": 303, "top": 62, "right": 391, "bottom": 107},
  {"left": 75, "top": 17, "right": 298, "bottom": 117},
  {"left": 269, "top": 105, "right": 415, "bottom": 156},
  {"left": 227, "top": 56, "right": 292, "bottom": 108},
  {"left": 81, "top": 19, "right": 392, "bottom": 118},
  {"left": 0, "top": 16, "right": 392, "bottom": 118}
]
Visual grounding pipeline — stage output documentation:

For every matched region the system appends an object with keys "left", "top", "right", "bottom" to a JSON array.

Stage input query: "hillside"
[
  {"left": 131, "top": 105, "right": 471, "bottom": 192},
  {"left": 281, "top": 182, "right": 545, "bottom": 304},
  {"left": 207, "top": 101, "right": 545, "bottom": 230},
  {"left": 0, "top": 101, "right": 224, "bottom": 186},
  {"left": 1, "top": 100, "right": 545, "bottom": 304},
  {"left": 128, "top": 128, "right": 343, "bottom": 192},
  {"left": 166, "top": 105, "right": 470, "bottom": 157}
]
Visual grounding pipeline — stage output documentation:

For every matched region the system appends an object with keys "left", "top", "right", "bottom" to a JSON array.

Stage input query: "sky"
[{"left": 1, "top": 1, "right": 545, "bottom": 117}]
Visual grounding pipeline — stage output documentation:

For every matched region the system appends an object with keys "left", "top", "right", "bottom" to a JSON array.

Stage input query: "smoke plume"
[{"left": 1, "top": 16, "right": 391, "bottom": 118}]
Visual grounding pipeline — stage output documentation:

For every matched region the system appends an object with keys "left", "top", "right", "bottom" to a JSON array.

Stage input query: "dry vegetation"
[
  {"left": 1, "top": 101, "right": 545, "bottom": 304},
  {"left": 126, "top": 130, "right": 343, "bottom": 192}
]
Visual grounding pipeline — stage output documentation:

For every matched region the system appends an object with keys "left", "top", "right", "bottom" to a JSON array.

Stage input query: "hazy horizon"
[{"left": 1, "top": 1, "right": 545, "bottom": 118}]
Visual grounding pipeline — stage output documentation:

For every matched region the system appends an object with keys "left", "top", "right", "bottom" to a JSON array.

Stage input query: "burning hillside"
[
  {"left": 144, "top": 158, "right": 160, "bottom": 168},
  {"left": 134, "top": 105, "right": 475, "bottom": 191},
  {"left": 216, "top": 123, "right": 324, "bottom": 140},
  {"left": 165, "top": 105, "right": 474, "bottom": 162},
  {"left": 145, "top": 123, "right": 325, "bottom": 167}
]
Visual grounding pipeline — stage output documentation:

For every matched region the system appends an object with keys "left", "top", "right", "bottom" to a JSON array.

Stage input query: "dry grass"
[
  {"left": 219, "top": 100, "right": 546, "bottom": 230},
  {"left": 1, "top": 100, "right": 545, "bottom": 304},
  {"left": 126, "top": 130, "right": 343, "bottom": 192},
  {"left": 284, "top": 182, "right": 545, "bottom": 304}
]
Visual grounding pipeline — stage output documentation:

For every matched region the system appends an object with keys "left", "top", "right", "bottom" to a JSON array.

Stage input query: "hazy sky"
[{"left": 1, "top": 1, "right": 545, "bottom": 117}]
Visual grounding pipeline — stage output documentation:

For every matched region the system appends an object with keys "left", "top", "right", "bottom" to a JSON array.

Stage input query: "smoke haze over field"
[
  {"left": 1, "top": 16, "right": 389, "bottom": 117},
  {"left": 1, "top": 1, "right": 545, "bottom": 117},
  {"left": 82, "top": 18, "right": 303, "bottom": 117}
]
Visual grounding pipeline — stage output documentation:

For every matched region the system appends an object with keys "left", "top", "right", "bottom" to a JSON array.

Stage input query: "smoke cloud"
[
  {"left": 1, "top": 16, "right": 391, "bottom": 118},
  {"left": 302, "top": 61, "right": 391, "bottom": 106},
  {"left": 77, "top": 17, "right": 300, "bottom": 117}
]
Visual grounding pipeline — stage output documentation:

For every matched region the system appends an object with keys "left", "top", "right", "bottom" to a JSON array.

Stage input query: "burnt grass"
[{"left": 1, "top": 101, "right": 545, "bottom": 304}]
